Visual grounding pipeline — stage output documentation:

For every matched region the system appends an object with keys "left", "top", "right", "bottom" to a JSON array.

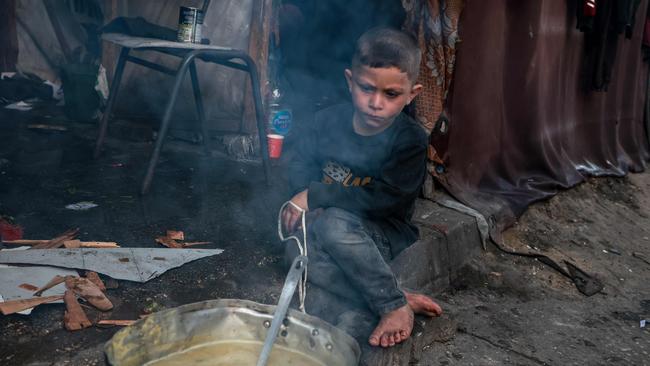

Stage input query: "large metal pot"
[{"left": 105, "top": 299, "right": 360, "bottom": 366}]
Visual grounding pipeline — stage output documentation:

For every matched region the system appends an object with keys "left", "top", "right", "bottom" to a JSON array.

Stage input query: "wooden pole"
[{"left": 241, "top": 0, "right": 274, "bottom": 134}]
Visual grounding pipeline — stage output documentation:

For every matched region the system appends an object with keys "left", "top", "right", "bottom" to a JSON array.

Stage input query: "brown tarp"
[{"left": 437, "top": 0, "right": 650, "bottom": 229}]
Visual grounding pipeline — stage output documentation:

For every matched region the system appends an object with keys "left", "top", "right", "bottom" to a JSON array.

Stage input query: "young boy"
[{"left": 282, "top": 27, "right": 442, "bottom": 348}]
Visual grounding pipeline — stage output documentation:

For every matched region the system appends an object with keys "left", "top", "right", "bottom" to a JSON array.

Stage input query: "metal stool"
[{"left": 94, "top": 33, "right": 270, "bottom": 194}]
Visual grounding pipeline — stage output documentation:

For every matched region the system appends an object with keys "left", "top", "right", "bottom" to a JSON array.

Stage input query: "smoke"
[{"left": 278, "top": 0, "right": 406, "bottom": 105}]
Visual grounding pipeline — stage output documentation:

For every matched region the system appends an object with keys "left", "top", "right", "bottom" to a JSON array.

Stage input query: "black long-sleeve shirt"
[{"left": 289, "top": 103, "right": 428, "bottom": 255}]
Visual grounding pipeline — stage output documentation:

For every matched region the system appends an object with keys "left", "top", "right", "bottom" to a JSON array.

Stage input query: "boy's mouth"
[{"left": 364, "top": 113, "right": 384, "bottom": 122}]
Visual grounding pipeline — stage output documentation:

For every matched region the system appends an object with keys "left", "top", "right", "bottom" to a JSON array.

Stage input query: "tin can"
[{"left": 177, "top": 6, "right": 204, "bottom": 43}]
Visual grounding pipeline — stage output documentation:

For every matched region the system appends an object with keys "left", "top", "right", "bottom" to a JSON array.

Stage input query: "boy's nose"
[{"left": 368, "top": 94, "right": 383, "bottom": 110}]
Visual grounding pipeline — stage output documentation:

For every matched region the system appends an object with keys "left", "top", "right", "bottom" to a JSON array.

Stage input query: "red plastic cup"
[
  {"left": 267, "top": 134, "right": 284, "bottom": 159},
  {"left": 0, "top": 219, "right": 23, "bottom": 241}
]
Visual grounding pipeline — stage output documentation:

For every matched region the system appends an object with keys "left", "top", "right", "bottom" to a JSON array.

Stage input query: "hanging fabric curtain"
[{"left": 402, "top": 0, "right": 465, "bottom": 196}]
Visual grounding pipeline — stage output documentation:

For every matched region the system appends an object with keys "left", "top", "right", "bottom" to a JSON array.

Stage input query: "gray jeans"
[{"left": 284, "top": 207, "right": 407, "bottom": 317}]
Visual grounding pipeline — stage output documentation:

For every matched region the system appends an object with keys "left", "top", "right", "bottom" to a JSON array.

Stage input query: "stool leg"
[
  {"left": 141, "top": 52, "right": 197, "bottom": 195},
  {"left": 189, "top": 60, "right": 208, "bottom": 151},
  {"left": 239, "top": 54, "right": 271, "bottom": 185},
  {"left": 94, "top": 47, "right": 130, "bottom": 158}
]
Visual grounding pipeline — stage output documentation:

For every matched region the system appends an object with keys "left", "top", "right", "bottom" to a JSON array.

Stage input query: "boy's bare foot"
[
  {"left": 404, "top": 291, "right": 443, "bottom": 317},
  {"left": 368, "top": 304, "right": 414, "bottom": 348}
]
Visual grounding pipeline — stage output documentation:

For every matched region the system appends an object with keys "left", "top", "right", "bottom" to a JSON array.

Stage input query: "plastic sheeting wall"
[
  {"left": 440, "top": 0, "right": 650, "bottom": 228},
  {"left": 15, "top": 0, "right": 88, "bottom": 82},
  {"left": 15, "top": 0, "right": 254, "bottom": 132}
]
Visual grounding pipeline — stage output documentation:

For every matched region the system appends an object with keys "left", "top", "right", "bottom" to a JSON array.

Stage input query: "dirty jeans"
[{"left": 284, "top": 207, "right": 407, "bottom": 317}]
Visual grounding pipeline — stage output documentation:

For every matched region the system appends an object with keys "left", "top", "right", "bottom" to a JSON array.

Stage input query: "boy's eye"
[
  {"left": 385, "top": 91, "right": 401, "bottom": 98},
  {"left": 359, "top": 84, "right": 374, "bottom": 93}
]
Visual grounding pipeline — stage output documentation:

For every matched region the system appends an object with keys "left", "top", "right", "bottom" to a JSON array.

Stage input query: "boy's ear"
[
  {"left": 408, "top": 83, "right": 423, "bottom": 104},
  {"left": 344, "top": 69, "right": 353, "bottom": 90}
]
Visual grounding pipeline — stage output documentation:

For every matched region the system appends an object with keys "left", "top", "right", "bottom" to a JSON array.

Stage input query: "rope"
[{"left": 278, "top": 201, "right": 308, "bottom": 312}]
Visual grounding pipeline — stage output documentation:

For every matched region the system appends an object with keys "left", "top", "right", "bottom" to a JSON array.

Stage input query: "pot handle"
[{"left": 257, "top": 255, "right": 308, "bottom": 366}]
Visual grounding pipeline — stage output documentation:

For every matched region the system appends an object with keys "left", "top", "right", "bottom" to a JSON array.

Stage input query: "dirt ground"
[
  {"left": 419, "top": 174, "right": 650, "bottom": 365},
  {"left": 0, "top": 105, "right": 649, "bottom": 365},
  {"left": 0, "top": 107, "right": 289, "bottom": 365}
]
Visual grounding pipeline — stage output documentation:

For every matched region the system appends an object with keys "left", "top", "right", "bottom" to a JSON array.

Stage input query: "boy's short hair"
[{"left": 351, "top": 27, "right": 421, "bottom": 82}]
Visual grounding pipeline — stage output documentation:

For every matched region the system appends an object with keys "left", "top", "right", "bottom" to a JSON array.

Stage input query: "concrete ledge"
[{"left": 392, "top": 198, "right": 484, "bottom": 294}]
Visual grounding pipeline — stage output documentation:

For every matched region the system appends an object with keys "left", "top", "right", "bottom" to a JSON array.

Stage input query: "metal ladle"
[{"left": 256, "top": 255, "right": 308, "bottom": 366}]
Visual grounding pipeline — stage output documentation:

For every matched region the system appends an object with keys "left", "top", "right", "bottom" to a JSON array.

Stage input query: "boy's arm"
[
  {"left": 307, "top": 138, "right": 427, "bottom": 216},
  {"left": 287, "top": 123, "right": 321, "bottom": 195}
]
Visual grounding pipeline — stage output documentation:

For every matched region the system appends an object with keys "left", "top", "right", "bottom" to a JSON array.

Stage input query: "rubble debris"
[
  {"left": 156, "top": 231, "right": 211, "bottom": 248},
  {"left": 182, "top": 241, "right": 211, "bottom": 247},
  {"left": 0, "top": 265, "right": 77, "bottom": 315},
  {"left": 2, "top": 236, "right": 111, "bottom": 249},
  {"left": 97, "top": 319, "right": 136, "bottom": 327},
  {"left": 65, "top": 201, "right": 99, "bottom": 211},
  {"left": 85, "top": 271, "right": 106, "bottom": 292},
  {"left": 603, "top": 247, "right": 621, "bottom": 255},
  {"left": 65, "top": 276, "right": 113, "bottom": 311},
  {"left": 2, "top": 239, "right": 49, "bottom": 246},
  {"left": 167, "top": 230, "right": 184, "bottom": 240},
  {"left": 32, "top": 228, "right": 79, "bottom": 249},
  {"left": 34, "top": 275, "right": 66, "bottom": 296},
  {"left": 27, "top": 124, "right": 68, "bottom": 132},
  {"left": 5, "top": 101, "right": 33, "bottom": 111},
  {"left": 0, "top": 248, "right": 224, "bottom": 282},
  {"left": 155, "top": 235, "right": 183, "bottom": 248},
  {"left": 63, "top": 240, "right": 120, "bottom": 248},
  {"left": 19, "top": 283, "right": 38, "bottom": 291},
  {"left": 105, "top": 278, "right": 119, "bottom": 290},
  {"left": 63, "top": 290, "right": 92, "bottom": 331},
  {"left": 0, "top": 295, "right": 64, "bottom": 315}
]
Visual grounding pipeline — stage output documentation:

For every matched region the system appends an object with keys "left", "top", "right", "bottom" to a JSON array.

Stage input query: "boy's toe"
[
  {"left": 394, "top": 332, "right": 402, "bottom": 343},
  {"left": 381, "top": 334, "right": 390, "bottom": 347},
  {"left": 388, "top": 334, "right": 396, "bottom": 346},
  {"left": 368, "top": 335, "right": 380, "bottom": 346}
]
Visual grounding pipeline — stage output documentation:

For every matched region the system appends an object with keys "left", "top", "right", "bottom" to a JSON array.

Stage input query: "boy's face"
[{"left": 345, "top": 65, "right": 422, "bottom": 135}]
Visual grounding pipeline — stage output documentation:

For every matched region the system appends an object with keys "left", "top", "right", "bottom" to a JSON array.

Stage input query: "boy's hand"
[{"left": 282, "top": 189, "right": 309, "bottom": 233}]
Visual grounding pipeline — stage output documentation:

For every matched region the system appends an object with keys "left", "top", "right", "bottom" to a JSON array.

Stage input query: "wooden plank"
[
  {"left": 33, "top": 275, "right": 67, "bottom": 296},
  {"left": 155, "top": 236, "right": 183, "bottom": 248},
  {"left": 2, "top": 240, "right": 49, "bottom": 246},
  {"left": 19, "top": 283, "right": 38, "bottom": 292},
  {"left": 63, "top": 290, "right": 92, "bottom": 331},
  {"left": 0, "top": 295, "right": 64, "bottom": 315},
  {"left": 63, "top": 240, "right": 120, "bottom": 248},
  {"left": 85, "top": 271, "right": 106, "bottom": 292},
  {"left": 166, "top": 230, "right": 184, "bottom": 241},
  {"left": 97, "top": 319, "right": 136, "bottom": 326},
  {"left": 181, "top": 241, "right": 211, "bottom": 247},
  {"left": 32, "top": 228, "right": 79, "bottom": 249}
]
